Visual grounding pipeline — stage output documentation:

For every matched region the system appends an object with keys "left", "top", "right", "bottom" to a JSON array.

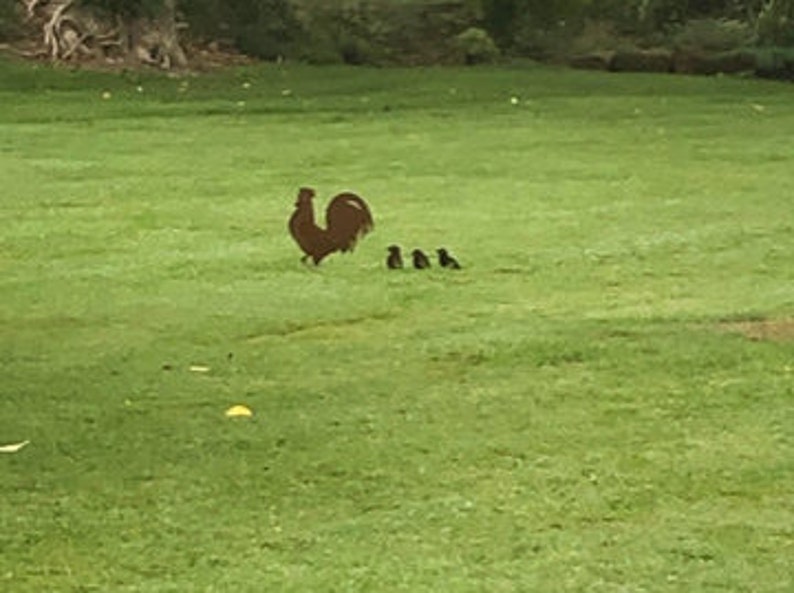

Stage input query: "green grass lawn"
[{"left": 1, "top": 56, "right": 792, "bottom": 592}]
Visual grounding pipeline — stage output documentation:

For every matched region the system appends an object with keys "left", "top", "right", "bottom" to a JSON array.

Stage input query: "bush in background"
[
  {"left": 5, "top": 0, "right": 793, "bottom": 72},
  {"left": 178, "top": 0, "right": 476, "bottom": 65},
  {"left": 754, "top": 44, "right": 794, "bottom": 78},
  {"left": 672, "top": 18, "right": 754, "bottom": 52},
  {"left": 454, "top": 26, "right": 500, "bottom": 63},
  {"left": 755, "top": 0, "right": 794, "bottom": 46},
  {"left": 294, "top": 1, "right": 392, "bottom": 65},
  {"left": 180, "top": 0, "right": 302, "bottom": 60}
]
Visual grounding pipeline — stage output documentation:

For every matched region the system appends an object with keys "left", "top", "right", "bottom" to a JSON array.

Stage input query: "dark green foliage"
[
  {"left": 672, "top": 18, "right": 754, "bottom": 52},
  {"left": 295, "top": 1, "right": 476, "bottom": 66},
  {"left": 226, "top": 0, "right": 301, "bottom": 61},
  {"left": 755, "top": 0, "right": 794, "bottom": 46},
  {"left": 474, "top": 0, "right": 793, "bottom": 57},
  {"left": 298, "top": 2, "right": 390, "bottom": 65},
  {"left": 180, "top": 0, "right": 301, "bottom": 60},
  {"left": 0, "top": 1, "right": 25, "bottom": 41},
  {"left": 478, "top": 0, "right": 519, "bottom": 46},
  {"left": 479, "top": 0, "right": 586, "bottom": 51},
  {"left": 78, "top": 0, "right": 164, "bottom": 18},
  {"left": 9, "top": 0, "right": 793, "bottom": 65},
  {"left": 754, "top": 45, "right": 794, "bottom": 79},
  {"left": 177, "top": 1, "right": 476, "bottom": 65},
  {"left": 631, "top": 0, "right": 755, "bottom": 29}
]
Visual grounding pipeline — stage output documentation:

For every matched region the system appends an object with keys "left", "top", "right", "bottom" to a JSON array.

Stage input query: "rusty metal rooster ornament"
[{"left": 288, "top": 187, "right": 374, "bottom": 265}]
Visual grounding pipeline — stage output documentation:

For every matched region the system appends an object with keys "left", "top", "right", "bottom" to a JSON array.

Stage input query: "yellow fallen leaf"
[{"left": 225, "top": 405, "right": 253, "bottom": 418}]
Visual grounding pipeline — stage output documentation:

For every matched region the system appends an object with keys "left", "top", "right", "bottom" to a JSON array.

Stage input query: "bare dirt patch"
[{"left": 719, "top": 318, "right": 794, "bottom": 342}]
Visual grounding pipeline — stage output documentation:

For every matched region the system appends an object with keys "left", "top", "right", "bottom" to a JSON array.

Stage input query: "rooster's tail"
[{"left": 325, "top": 192, "right": 374, "bottom": 253}]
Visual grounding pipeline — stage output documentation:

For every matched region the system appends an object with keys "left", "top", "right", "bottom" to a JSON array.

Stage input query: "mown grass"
[{"left": 1, "top": 56, "right": 792, "bottom": 592}]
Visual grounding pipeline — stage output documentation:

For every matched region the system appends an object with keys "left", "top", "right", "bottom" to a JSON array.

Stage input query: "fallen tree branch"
[
  {"left": 60, "top": 29, "right": 92, "bottom": 61},
  {"left": 23, "top": 0, "right": 41, "bottom": 18},
  {"left": 16, "top": 0, "right": 190, "bottom": 69},
  {"left": 42, "top": 0, "right": 75, "bottom": 59}
]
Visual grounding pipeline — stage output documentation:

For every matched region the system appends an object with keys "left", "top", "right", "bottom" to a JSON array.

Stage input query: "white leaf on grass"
[{"left": 0, "top": 440, "right": 30, "bottom": 453}]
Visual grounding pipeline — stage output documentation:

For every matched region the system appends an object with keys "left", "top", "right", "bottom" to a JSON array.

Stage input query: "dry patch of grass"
[{"left": 720, "top": 318, "right": 794, "bottom": 342}]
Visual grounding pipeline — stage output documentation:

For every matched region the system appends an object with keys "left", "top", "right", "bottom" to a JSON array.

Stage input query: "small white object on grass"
[
  {"left": 189, "top": 365, "right": 210, "bottom": 373},
  {"left": 510, "top": 96, "right": 519, "bottom": 105},
  {"left": 0, "top": 440, "right": 30, "bottom": 453},
  {"left": 101, "top": 91, "right": 112, "bottom": 100}
]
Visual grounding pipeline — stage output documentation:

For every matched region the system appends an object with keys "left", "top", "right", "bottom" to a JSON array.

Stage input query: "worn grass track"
[{"left": 1, "top": 56, "right": 792, "bottom": 592}]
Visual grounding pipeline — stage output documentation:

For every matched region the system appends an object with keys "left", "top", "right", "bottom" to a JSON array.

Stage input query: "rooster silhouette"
[{"left": 288, "top": 187, "right": 374, "bottom": 265}]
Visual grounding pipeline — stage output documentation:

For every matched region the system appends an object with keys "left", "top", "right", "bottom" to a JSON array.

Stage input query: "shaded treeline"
[{"left": 2, "top": 0, "right": 792, "bottom": 66}]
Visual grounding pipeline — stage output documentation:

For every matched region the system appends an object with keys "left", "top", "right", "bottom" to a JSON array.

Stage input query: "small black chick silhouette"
[
  {"left": 412, "top": 249, "right": 431, "bottom": 269},
  {"left": 386, "top": 245, "right": 403, "bottom": 269},
  {"left": 437, "top": 248, "right": 461, "bottom": 269}
]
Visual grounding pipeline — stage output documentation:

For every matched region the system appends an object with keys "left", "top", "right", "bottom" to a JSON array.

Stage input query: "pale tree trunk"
[
  {"left": 18, "top": 0, "right": 189, "bottom": 70},
  {"left": 155, "top": 0, "right": 188, "bottom": 69}
]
